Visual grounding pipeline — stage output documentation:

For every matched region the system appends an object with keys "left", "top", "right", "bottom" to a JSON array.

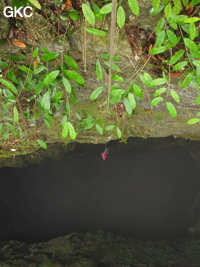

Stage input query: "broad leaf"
[
  {"left": 96, "top": 124, "right": 103, "bottom": 135},
  {"left": 96, "top": 59, "right": 102, "bottom": 81},
  {"left": 41, "top": 91, "right": 50, "bottom": 110},
  {"left": 112, "top": 74, "right": 123, "bottom": 82},
  {"left": 184, "top": 38, "right": 198, "bottom": 50},
  {"left": 100, "top": 3, "right": 112, "bottom": 14},
  {"left": 153, "top": 87, "right": 167, "bottom": 96},
  {"left": 64, "top": 55, "right": 78, "bottom": 70},
  {"left": 43, "top": 70, "right": 60, "bottom": 85},
  {"left": 116, "top": 126, "right": 122, "bottom": 138},
  {"left": 133, "top": 83, "right": 143, "bottom": 98},
  {"left": 150, "top": 97, "right": 164, "bottom": 106},
  {"left": 156, "top": 18, "right": 165, "bottom": 35},
  {"left": 164, "top": 3, "right": 172, "bottom": 18},
  {"left": 90, "top": 86, "right": 104, "bottom": 100},
  {"left": 152, "top": 0, "right": 160, "bottom": 11},
  {"left": 128, "top": 93, "right": 136, "bottom": 109},
  {"left": 150, "top": 46, "right": 167, "bottom": 54},
  {"left": 193, "top": 60, "right": 200, "bottom": 68},
  {"left": 149, "top": 78, "right": 167, "bottom": 87},
  {"left": 82, "top": 3, "right": 95, "bottom": 26},
  {"left": 187, "top": 118, "right": 200, "bottom": 124},
  {"left": 28, "top": 0, "right": 41, "bottom": 9},
  {"left": 195, "top": 94, "right": 200, "bottom": 105},
  {"left": 173, "top": 61, "right": 188, "bottom": 70},
  {"left": 68, "top": 122, "right": 76, "bottom": 140},
  {"left": 105, "top": 125, "right": 115, "bottom": 130},
  {"left": 42, "top": 52, "right": 59, "bottom": 61},
  {"left": 13, "top": 106, "right": 18, "bottom": 123},
  {"left": 86, "top": 27, "right": 106, "bottom": 36},
  {"left": 169, "top": 50, "right": 184, "bottom": 65},
  {"left": 65, "top": 70, "right": 84, "bottom": 85},
  {"left": 117, "top": 6, "right": 125, "bottom": 28},
  {"left": 37, "top": 139, "right": 47, "bottom": 149},
  {"left": 166, "top": 102, "right": 177, "bottom": 118},
  {"left": 128, "top": 0, "right": 139, "bottom": 16},
  {"left": 170, "top": 89, "right": 180, "bottom": 103},
  {"left": 62, "top": 77, "right": 71, "bottom": 93},
  {"left": 124, "top": 98, "right": 132, "bottom": 115},
  {"left": 184, "top": 17, "right": 200, "bottom": 23},
  {"left": 62, "top": 121, "right": 68, "bottom": 138},
  {"left": 0, "top": 78, "right": 18, "bottom": 95},
  {"left": 181, "top": 73, "right": 193, "bottom": 88}
]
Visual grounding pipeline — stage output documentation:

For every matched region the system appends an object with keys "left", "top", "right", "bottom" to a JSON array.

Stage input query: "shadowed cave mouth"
[{"left": 1, "top": 137, "right": 200, "bottom": 243}]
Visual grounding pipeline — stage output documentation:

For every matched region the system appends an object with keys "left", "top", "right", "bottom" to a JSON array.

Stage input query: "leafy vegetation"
[{"left": 0, "top": 0, "right": 200, "bottom": 153}]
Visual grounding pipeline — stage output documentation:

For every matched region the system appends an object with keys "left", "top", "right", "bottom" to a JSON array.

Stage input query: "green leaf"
[
  {"left": 150, "top": 46, "right": 167, "bottom": 54},
  {"left": 90, "top": 86, "right": 104, "bottom": 100},
  {"left": 32, "top": 65, "right": 47, "bottom": 74},
  {"left": 169, "top": 50, "right": 185, "bottom": 65},
  {"left": 124, "top": 98, "right": 132, "bottom": 115},
  {"left": 110, "top": 89, "right": 125, "bottom": 98},
  {"left": 65, "top": 70, "right": 84, "bottom": 85},
  {"left": 13, "top": 106, "right": 18, "bottom": 123},
  {"left": 0, "top": 78, "right": 18, "bottom": 95},
  {"left": 117, "top": 6, "right": 125, "bottom": 28},
  {"left": 187, "top": 118, "right": 200, "bottom": 124},
  {"left": 37, "top": 139, "right": 47, "bottom": 149},
  {"left": 173, "top": 61, "right": 188, "bottom": 70},
  {"left": 166, "top": 102, "right": 177, "bottom": 118},
  {"left": 189, "top": 23, "right": 196, "bottom": 40},
  {"left": 173, "top": 0, "right": 182, "bottom": 11},
  {"left": 181, "top": 0, "right": 188, "bottom": 6},
  {"left": 166, "top": 30, "right": 177, "bottom": 44},
  {"left": 100, "top": 3, "right": 112, "bottom": 14},
  {"left": 42, "top": 52, "right": 59, "bottom": 61},
  {"left": 85, "top": 27, "right": 106, "bottom": 36},
  {"left": 96, "top": 59, "right": 102, "bottom": 81},
  {"left": 139, "top": 72, "right": 152, "bottom": 87},
  {"left": 68, "top": 122, "right": 76, "bottom": 140},
  {"left": 164, "top": 3, "right": 172, "bottom": 18},
  {"left": 184, "top": 38, "right": 198, "bottom": 50},
  {"left": 153, "top": 87, "right": 167, "bottom": 96},
  {"left": 150, "top": 97, "right": 164, "bottom": 106},
  {"left": 43, "top": 70, "right": 60, "bottom": 85},
  {"left": 96, "top": 124, "right": 103, "bottom": 135},
  {"left": 196, "top": 94, "right": 200, "bottom": 105},
  {"left": 133, "top": 83, "right": 143, "bottom": 98},
  {"left": 184, "top": 17, "right": 200, "bottom": 23},
  {"left": 155, "top": 31, "right": 165, "bottom": 47},
  {"left": 104, "top": 61, "right": 122, "bottom": 72},
  {"left": 41, "top": 91, "right": 50, "bottom": 110},
  {"left": 190, "top": 50, "right": 200, "bottom": 59},
  {"left": 0, "top": 61, "right": 8, "bottom": 67},
  {"left": 34, "top": 81, "right": 44, "bottom": 96},
  {"left": 105, "top": 125, "right": 115, "bottom": 130},
  {"left": 181, "top": 73, "right": 193, "bottom": 88},
  {"left": 18, "top": 65, "right": 32, "bottom": 73},
  {"left": 193, "top": 60, "right": 200, "bottom": 68},
  {"left": 28, "top": 0, "right": 41, "bottom": 9},
  {"left": 152, "top": 0, "right": 160, "bottom": 11},
  {"left": 128, "top": 92, "right": 136, "bottom": 109},
  {"left": 112, "top": 73, "right": 123, "bottom": 82},
  {"left": 62, "top": 121, "right": 69, "bottom": 138},
  {"left": 128, "top": 0, "right": 139, "bottom": 16},
  {"left": 62, "top": 77, "right": 71, "bottom": 93},
  {"left": 64, "top": 55, "right": 78, "bottom": 70},
  {"left": 82, "top": 3, "right": 95, "bottom": 26},
  {"left": 156, "top": 18, "right": 165, "bottom": 35},
  {"left": 190, "top": 0, "right": 199, "bottom": 5},
  {"left": 52, "top": 91, "right": 63, "bottom": 103},
  {"left": 116, "top": 126, "right": 122, "bottom": 138},
  {"left": 170, "top": 89, "right": 180, "bottom": 103},
  {"left": 149, "top": 78, "right": 167, "bottom": 88},
  {"left": 32, "top": 48, "right": 39, "bottom": 57}
]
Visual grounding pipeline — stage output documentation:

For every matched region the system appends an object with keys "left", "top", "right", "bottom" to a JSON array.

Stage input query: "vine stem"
[{"left": 107, "top": 0, "right": 117, "bottom": 110}]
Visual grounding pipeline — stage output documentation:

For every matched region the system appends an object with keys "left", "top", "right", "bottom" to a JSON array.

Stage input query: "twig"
[{"left": 107, "top": 0, "right": 117, "bottom": 110}]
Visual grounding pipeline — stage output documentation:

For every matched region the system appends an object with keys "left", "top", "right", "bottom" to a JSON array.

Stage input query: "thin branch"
[{"left": 107, "top": 0, "right": 117, "bottom": 110}]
